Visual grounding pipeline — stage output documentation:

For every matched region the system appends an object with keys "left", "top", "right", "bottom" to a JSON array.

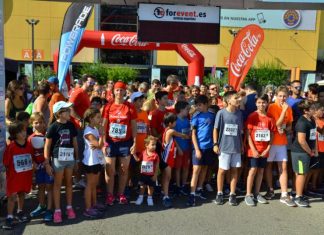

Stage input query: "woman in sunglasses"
[{"left": 5, "top": 80, "right": 26, "bottom": 126}]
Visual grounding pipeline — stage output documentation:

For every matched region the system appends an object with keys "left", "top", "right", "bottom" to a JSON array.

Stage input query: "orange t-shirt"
[
  {"left": 136, "top": 110, "right": 150, "bottom": 153},
  {"left": 267, "top": 102, "right": 293, "bottom": 145},
  {"left": 49, "top": 92, "right": 65, "bottom": 119},
  {"left": 316, "top": 118, "right": 324, "bottom": 153},
  {"left": 69, "top": 88, "right": 91, "bottom": 128}
]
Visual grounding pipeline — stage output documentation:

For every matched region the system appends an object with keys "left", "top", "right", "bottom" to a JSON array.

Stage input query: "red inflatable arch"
[{"left": 54, "top": 30, "right": 204, "bottom": 86}]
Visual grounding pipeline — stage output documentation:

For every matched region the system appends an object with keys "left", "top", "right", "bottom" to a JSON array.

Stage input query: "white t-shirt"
[{"left": 83, "top": 126, "right": 105, "bottom": 166}]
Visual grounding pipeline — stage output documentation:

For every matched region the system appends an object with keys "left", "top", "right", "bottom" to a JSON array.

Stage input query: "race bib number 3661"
[
  {"left": 13, "top": 154, "right": 32, "bottom": 173},
  {"left": 109, "top": 123, "right": 127, "bottom": 139}
]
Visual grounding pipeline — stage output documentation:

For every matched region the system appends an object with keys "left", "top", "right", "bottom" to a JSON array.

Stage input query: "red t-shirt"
[
  {"left": 149, "top": 109, "right": 169, "bottom": 140},
  {"left": 103, "top": 101, "right": 137, "bottom": 142},
  {"left": 140, "top": 150, "right": 159, "bottom": 176},
  {"left": 316, "top": 118, "right": 324, "bottom": 153},
  {"left": 27, "top": 133, "right": 45, "bottom": 164},
  {"left": 69, "top": 87, "right": 91, "bottom": 128},
  {"left": 246, "top": 112, "right": 276, "bottom": 158},
  {"left": 3, "top": 141, "right": 33, "bottom": 196}
]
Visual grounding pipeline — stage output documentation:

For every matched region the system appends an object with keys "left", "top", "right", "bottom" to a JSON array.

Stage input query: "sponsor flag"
[
  {"left": 57, "top": 3, "right": 93, "bottom": 92},
  {"left": 228, "top": 24, "right": 264, "bottom": 90}
]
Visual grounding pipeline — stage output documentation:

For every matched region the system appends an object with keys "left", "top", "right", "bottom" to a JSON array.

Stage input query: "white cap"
[{"left": 53, "top": 101, "right": 73, "bottom": 114}]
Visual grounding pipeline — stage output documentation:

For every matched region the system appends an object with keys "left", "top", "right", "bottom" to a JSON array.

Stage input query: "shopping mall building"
[{"left": 3, "top": 0, "right": 324, "bottom": 85}]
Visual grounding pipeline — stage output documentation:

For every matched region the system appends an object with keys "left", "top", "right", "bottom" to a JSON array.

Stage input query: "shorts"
[
  {"left": 83, "top": 164, "right": 103, "bottom": 174},
  {"left": 106, "top": 139, "right": 133, "bottom": 158},
  {"left": 192, "top": 148, "right": 216, "bottom": 166},
  {"left": 35, "top": 167, "right": 54, "bottom": 184},
  {"left": 291, "top": 152, "right": 310, "bottom": 175},
  {"left": 52, "top": 158, "right": 75, "bottom": 172},
  {"left": 139, "top": 174, "right": 155, "bottom": 187},
  {"left": 248, "top": 157, "right": 267, "bottom": 168},
  {"left": 268, "top": 145, "right": 288, "bottom": 162},
  {"left": 175, "top": 149, "right": 191, "bottom": 169},
  {"left": 156, "top": 141, "right": 169, "bottom": 170},
  {"left": 218, "top": 152, "right": 241, "bottom": 170}
]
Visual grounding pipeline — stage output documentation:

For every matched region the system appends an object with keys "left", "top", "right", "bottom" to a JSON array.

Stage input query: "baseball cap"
[
  {"left": 53, "top": 101, "right": 73, "bottom": 114},
  {"left": 130, "top": 91, "right": 144, "bottom": 103},
  {"left": 48, "top": 76, "right": 59, "bottom": 84}
]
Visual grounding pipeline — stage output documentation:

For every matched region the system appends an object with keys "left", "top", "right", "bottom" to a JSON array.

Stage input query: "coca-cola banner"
[{"left": 228, "top": 24, "right": 264, "bottom": 90}]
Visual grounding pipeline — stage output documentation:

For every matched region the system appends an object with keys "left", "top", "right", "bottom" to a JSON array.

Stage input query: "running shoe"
[
  {"left": 215, "top": 193, "right": 224, "bottom": 205},
  {"left": 205, "top": 183, "right": 214, "bottom": 192},
  {"left": 245, "top": 195, "right": 256, "bottom": 206},
  {"left": 135, "top": 196, "right": 144, "bottom": 205},
  {"left": 30, "top": 205, "right": 47, "bottom": 217},
  {"left": 294, "top": 196, "right": 309, "bottom": 208},
  {"left": 105, "top": 193, "right": 115, "bottom": 206},
  {"left": 43, "top": 210, "right": 53, "bottom": 222},
  {"left": 53, "top": 211, "right": 62, "bottom": 223},
  {"left": 256, "top": 194, "right": 268, "bottom": 204},
  {"left": 280, "top": 195, "right": 297, "bottom": 207},
  {"left": 93, "top": 203, "right": 106, "bottom": 212},
  {"left": 2, "top": 217, "right": 14, "bottom": 230},
  {"left": 162, "top": 197, "right": 172, "bottom": 208},
  {"left": 186, "top": 194, "right": 196, "bottom": 207},
  {"left": 66, "top": 207, "right": 76, "bottom": 219},
  {"left": 264, "top": 190, "right": 275, "bottom": 200},
  {"left": 16, "top": 211, "right": 29, "bottom": 223},
  {"left": 196, "top": 189, "right": 207, "bottom": 200},
  {"left": 118, "top": 193, "right": 128, "bottom": 204},
  {"left": 83, "top": 208, "right": 100, "bottom": 219},
  {"left": 180, "top": 185, "right": 188, "bottom": 196},
  {"left": 229, "top": 194, "right": 238, "bottom": 206},
  {"left": 147, "top": 197, "right": 154, "bottom": 206}
]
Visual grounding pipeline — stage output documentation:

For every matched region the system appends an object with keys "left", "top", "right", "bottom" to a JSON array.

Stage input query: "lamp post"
[{"left": 25, "top": 19, "right": 39, "bottom": 90}]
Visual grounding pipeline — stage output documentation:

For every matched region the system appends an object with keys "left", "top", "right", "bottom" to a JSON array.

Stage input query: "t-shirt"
[
  {"left": 136, "top": 110, "right": 150, "bottom": 153},
  {"left": 140, "top": 150, "right": 159, "bottom": 176},
  {"left": 291, "top": 116, "right": 316, "bottom": 153},
  {"left": 83, "top": 126, "right": 105, "bottom": 166},
  {"left": 316, "top": 118, "right": 324, "bottom": 153},
  {"left": 191, "top": 111, "right": 215, "bottom": 150},
  {"left": 286, "top": 96, "right": 303, "bottom": 125},
  {"left": 69, "top": 87, "right": 91, "bottom": 128},
  {"left": 149, "top": 108, "right": 169, "bottom": 140},
  {"left": 243, "top": 93, "right": 257, "bottom": 122},
  {"left": 27, "top": 133, "right": 45, "bottom": 164},
  {"left": 246, "top": 112, "right": 275, "bottom": 158},
  {"left": 267, "top": 102, "right": 293, "bottom": 145},
  {"left": 49, "top": 92, "right": 65, "bottom": 119},
  {"left": 3, "top": 141, "right": 33, "bottom": 196},
  {"left": 102, "top": 102, "right": 137, "bottom": 142},
  {"left": 174, "top": 116, "right": 191, "bottom": 151},
  {"left": 214, "top": 108, "right": 243, "bottom": 154},
  {"left": 46, "top": 121, "right": 77, "bottom": 159}
]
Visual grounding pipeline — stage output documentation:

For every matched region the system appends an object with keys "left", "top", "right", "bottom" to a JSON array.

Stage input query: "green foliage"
[
  {"left": 22, "top": 65, "right": 55, "bottom": 82},
  {"left": 79, "top": 62, "right": 139, "bottom": 85},
  {"left": 245, "top": 60, "right": 288, "bottom": 88},
  {"left": 203, "top": 71, "right": 228, "bottom": 91}
]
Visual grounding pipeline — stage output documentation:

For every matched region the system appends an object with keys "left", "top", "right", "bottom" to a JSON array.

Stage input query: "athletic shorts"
[
  {"left": 106, "top": 139, "right": 133, "bottom": 158},
  {"left": 35, "top": 167, "right": 54, "bottom": 184},
  {"left": 248, "top": 157, "right": 267, "bottom": 169},
  {"left": 175, "top": 149, "right": 191, "bottom": 169},
  {"left": 52, "top": 158, "right": 75, "bottom": 172},
  {"left": 218, "top": 152, "right": 241, "bottom": 170},
  {"left": 139, "top": 174, "right": 155, "bottom": 187},
  {"left": 291, "top": 152, "right": 310, "bottom": 175},
  {"left": 192, "top": 148, "right": 216, "bottom": 166},
  {"left": 268, "top": 145, "right": 288, "bottom": 162},
  {"left": 83, "top": 164, "right": 102, "bottom": 174}
]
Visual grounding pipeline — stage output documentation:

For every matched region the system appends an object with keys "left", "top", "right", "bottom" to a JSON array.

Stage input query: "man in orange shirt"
[
  {"left": 48, "top": 76, "right": 65, "bottom": 124},
  {"left": 265, "top": 85, "right": 296, "bottom": 207}
]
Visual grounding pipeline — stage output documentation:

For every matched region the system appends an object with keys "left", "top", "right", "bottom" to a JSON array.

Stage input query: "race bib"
[
  {"left": 13, "top": 154, "right": 32, "bottom": 173},
  {"left": 318, "top": 133, "right": 324, "bottom": 141},
  {"left": 109, "top": 123, "right": 127, "bottom": 139},
  {"left": 255, "top": 130, "right": 270, "bottom": 142},
  {"left": 224, "top": 124, "right": 238, "bottom": 136},
  {"left": 310, "top": 128, "right": 316, "bottom": 140},
  {"left": 141, "top": 161, "right": 154, "bottom": 174},
  {"left": 137, "top": 122, "right": 147, "bottom": 134},
  {"left": 58, "top": 147, "right": 74, "bottom": 161}
]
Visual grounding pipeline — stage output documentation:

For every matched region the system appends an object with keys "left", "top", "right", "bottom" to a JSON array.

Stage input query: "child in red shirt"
[
  {"left": 135, "top": 136, "right": 159, "bottom": 206},
  {"left": 2, "top": 122, "right": 33, "bottom": 230}
]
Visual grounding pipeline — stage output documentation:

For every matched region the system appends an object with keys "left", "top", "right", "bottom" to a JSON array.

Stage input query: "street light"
[{"left": 25, "top": 19, "right": 40, "bottom": 90}]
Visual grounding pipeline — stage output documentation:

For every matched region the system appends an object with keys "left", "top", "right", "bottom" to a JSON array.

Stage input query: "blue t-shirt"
[
  {"left": 191, "top": 111, "right": 215, "bottom": 150},
  {"left": 174, "top": 116, "right": 191, "bottom": 151},
  {"left": 243, "top": 93, "right": 257, "bottom": 122},
  {"left": 286, "top": 96, "right": 303, "bottom": 124}
]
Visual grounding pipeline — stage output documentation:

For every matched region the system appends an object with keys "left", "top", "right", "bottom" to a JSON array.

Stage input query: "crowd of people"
[{"left": 2, "top": 73, "right": 324, "bottom": 230}]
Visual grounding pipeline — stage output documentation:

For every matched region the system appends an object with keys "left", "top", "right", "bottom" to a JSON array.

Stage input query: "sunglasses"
[
  {"left": 293, "top": 86, "right": 301, "bottom": 90},
  {"left": 209, "top": 87, "right": 216, "bottom": 90}
]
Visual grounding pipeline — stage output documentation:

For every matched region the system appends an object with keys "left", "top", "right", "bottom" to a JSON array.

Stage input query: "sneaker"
[
  {"left": 30, "top": 205, "right": 47, "bottom": 217},
  {"left": 93, "top": 203, "right": 106, "bottom": 212},
  {"left": 196, "top": 189, "right": 207, "bottom": 200},
  {"left": 16, "top": 211, "right": 29, "bottom": 223},
  {"left": 162, "top": 197, "right": 172, "bottom": 208},
  {"left": 105, "top": 193, "right": 115, "bottom": 206},
  {"left": 205, "top": 183, "right": 214, "bottom": 192},
  {"left": 294, "top": 196, "right": 310, "bottom": 207},
  {"left": 215, "top": 193, "right": 224, "bottom": 205},
  {"left": 147, "top": 197, "right": 154, "bottom": 206},
  {"left": 229, "top": 194, "right": 238, "bottom": 206},
  {"left": 135, "top": 196, "right": 144, "bottom": 205},
  {"left": 173, "top": 186, "right": 181, "bottom": 198},
  {"left": 43, "top": 210, "right": 53, "bottom": 222},
  {"left": 83, "top": 208, "right": 100, "bottom": 219},
  {"left": 179, "top": 185, "right": 188, "bottom": 196},
  {"left": 53, "top": 211, "right": 62, "bottom": 223},
  {"left": 187, "top": 194, "right": 196, "bottom": 207},
  {"left": 2, "top": 217, "right": 14, "bottom": 230},
  {"left": 118, "top": 194, "right": 128, "bottom": 204},
  {"left": 245, "top": 195, "right": 256, "bottom": 206},
  {"left": 66, "top": 207, "right": 76, "bottom": 219},
  {"left": 264, "top": 190, "right": 275, "bottom": 200},
  {"left": 280, "top": 195, "right": 297, "bottom": 207},
  {"left": 256, "top": 194, "right": 268, "bottom": 204}
]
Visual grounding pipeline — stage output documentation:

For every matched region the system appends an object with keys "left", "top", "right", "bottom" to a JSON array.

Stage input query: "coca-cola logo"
[
  {"left": 230, "top": 31, "right": 261, "bottom": 78},
  {"left": 181, "top": 44, "right": 196, "bottom": 58},
  {"left": 111, "top": 34, "right": 149, "bottom": 47}
]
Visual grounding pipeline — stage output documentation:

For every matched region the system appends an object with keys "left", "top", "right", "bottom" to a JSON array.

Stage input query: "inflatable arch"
[{"left": 54, "top": 30, "right": 205, "bottom": 86}]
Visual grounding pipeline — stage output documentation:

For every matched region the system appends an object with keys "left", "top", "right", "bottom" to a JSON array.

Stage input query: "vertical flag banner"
[
  {"left": 58, "top": 3, "right": 93, "bottom": 92},
  {"left": 228, "top": 24, "right": 264, "bottom": 90}
]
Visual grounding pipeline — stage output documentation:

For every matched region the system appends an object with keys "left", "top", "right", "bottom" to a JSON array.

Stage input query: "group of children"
[{"left": 2, "top": 81, "right": 324, "bottom": 230}]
